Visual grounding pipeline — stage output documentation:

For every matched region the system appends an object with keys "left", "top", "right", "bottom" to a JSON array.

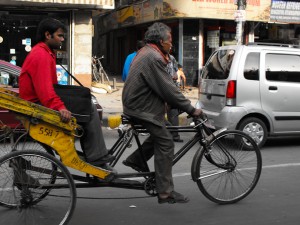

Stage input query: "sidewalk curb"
[{"left": 102, "top": 113, "right": 193, "bottom": 128}]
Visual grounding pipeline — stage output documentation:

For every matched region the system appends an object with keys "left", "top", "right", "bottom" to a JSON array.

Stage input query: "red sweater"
[{"left": 19, "top": 42, "right": 66, "bottom": 111}]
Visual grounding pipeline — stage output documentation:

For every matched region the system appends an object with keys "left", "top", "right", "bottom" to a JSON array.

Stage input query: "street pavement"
[
  {"left": 68, "top": 130, "right": 300, "bottom": 225},
  {"left": 93, "top": 75, "right": 199, "bottom": 128}
]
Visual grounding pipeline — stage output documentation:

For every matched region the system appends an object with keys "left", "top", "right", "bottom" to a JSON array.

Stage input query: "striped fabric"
[
  {"left": 0, "top": 60, "right": 21, "bottom": 77},
  {"left": 15, "top": 0, "right": 113, "bottom": 5},
  {"left": 17, "top": 0, "right": 52, "bottom": 2},
  {"left": 55, "top": 0, "right": 111, "bottom": 4}
]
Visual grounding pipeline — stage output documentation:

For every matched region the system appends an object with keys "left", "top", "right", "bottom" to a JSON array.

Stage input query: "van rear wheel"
[{"left": 238, "top": 117, "right": 267, "bottom": 149}]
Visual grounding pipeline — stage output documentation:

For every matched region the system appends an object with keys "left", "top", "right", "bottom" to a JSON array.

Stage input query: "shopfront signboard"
[
  {"left": 100, "top": 0, "right": 271, "bottom": 31},
  {"left": 117, "top": 6, "right": 134, "bottom": 27},
  {"left": 142, "top": 0, "right": 163, "bottom": 23},
  {"left": 270, "top": 0, "right": 300, "bottom": 23},
  {"left": 162, "top": 0, "right": 271, "bottom": 22}
]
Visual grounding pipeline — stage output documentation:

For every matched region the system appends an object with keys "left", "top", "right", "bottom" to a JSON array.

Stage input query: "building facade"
[
  {"left": 94, "top": 0, "right": 300, "bottom": 85},
  {"left": 0, "top": 0, "right": 114, "bottom": 86}
]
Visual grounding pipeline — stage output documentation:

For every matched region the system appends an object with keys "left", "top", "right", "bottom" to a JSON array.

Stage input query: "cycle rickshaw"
[{"left": 0, "top": 87, "right": 262, "bottom": 225}]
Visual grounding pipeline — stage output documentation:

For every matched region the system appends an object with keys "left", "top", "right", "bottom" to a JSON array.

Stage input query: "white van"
[{"left": 197, "top": 43, "right": 300, "bottom": 148}]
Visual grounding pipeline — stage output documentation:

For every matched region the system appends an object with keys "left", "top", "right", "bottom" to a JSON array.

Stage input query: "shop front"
[
  {"left": 0, "top": 11, "right": 70, "bottom": 85},
  {"left": 0, "top": 0, "right": 114, "bottom": 87}
]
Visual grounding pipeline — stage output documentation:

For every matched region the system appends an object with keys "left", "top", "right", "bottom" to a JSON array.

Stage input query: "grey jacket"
[{"left": 122, "top": 44, "right": 195, "bottom": 126}]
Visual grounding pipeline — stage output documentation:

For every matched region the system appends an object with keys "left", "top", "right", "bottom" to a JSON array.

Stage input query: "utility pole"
[{"left": 235, "top": 0, "right": 247, "bottom": 45}]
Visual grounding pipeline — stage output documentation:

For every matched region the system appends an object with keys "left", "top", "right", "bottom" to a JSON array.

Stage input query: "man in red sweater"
[{"left": 19, "top": 18, "right": 114, "bottom": 170}]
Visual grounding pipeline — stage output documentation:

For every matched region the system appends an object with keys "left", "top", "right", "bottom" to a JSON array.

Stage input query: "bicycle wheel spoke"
[
  {"left": 194, "top": 131, "right": 262, "bottom": 204},
  {"left": 0, "top": 128, "right": 13, "bottom": 157},
  {"left": 198, "top": 168, "right": 227, "bottom": 179},
  {"left": 0, "top": 150, "right": 76, "bottom": 225},
  {"left": 0, "top": 129, "right": 51, "bottom": 158}
]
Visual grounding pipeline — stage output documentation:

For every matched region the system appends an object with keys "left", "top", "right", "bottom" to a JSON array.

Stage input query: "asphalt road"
[{"left": 68, "top": 129, "right": 300, "bottom": 225}]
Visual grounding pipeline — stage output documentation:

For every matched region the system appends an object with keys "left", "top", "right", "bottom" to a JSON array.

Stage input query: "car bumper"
[{"left": 201, "top": 105, "right": 247, "bottom": 130}]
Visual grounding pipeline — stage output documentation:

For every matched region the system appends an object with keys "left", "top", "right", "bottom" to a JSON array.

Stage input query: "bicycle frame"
[
  {"left": 41, "top": 123, "right": 209, "bottom": 191},
  {"left": 111, "top": 124, "right": 200, "bottom": 168},
  {"left": 77, "top": 118, "right": 224, "bottom": 186}
]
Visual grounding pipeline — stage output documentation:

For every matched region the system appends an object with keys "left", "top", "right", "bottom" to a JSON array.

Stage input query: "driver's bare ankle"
[{"left": 158, "top": 193, "right": 169, "bottom": 199}]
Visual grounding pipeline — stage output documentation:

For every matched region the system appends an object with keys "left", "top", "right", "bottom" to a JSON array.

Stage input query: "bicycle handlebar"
[
  {"left": 92, "top": 55, "right": 104, "bottom": 60},
  {"left": 186, "top": 111, "right": 207, "bottom": 121}
]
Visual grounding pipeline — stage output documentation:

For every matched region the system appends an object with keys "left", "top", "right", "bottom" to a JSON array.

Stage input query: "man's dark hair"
[
  {"left": 36, "top": 18, "right": 66, "bottom": 42},
  {"left": 178, "top": 64, "right": 182, "bottom": 69},
  {"left": 136, "top": 40, "right": 145, "bottom": 50},
  {"left": 144, "top": 22, "right": 171, "bottom": 45}
]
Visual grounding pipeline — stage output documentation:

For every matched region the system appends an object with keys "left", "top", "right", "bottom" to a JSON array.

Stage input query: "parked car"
[
  {"left": 0, "top": 60, "right": 103, "bottom": 129},
  {"left": 197, "top": 43, "right": 300, "bottom": 148}
]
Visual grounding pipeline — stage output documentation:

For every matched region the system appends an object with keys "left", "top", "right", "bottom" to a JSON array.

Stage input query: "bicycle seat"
[
  {"left": 121, "top": 114, "right": 145, "bottom": 130},
  {"left": 121, "top": 114, "right": 132, "bottom": 124}
]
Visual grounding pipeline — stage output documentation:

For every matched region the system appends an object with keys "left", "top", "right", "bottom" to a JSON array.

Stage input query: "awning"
[
  {"left": 0, "top": 0, "right": 115, "bottom": 9},
  {"left": 0, "top": 60, "right": 21, "bottom": 77}
]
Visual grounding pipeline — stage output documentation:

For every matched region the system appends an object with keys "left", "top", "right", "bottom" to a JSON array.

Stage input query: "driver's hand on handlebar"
[
  {"left": 192, "top": 108, "right": 203, "bottom": 118},
  {"left": 59, "top": 109, "right": 71, "bottom": 123}
]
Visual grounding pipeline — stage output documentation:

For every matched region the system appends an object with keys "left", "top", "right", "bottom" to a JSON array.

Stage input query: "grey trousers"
[
  {"left": 166, "top": 106, "right": 181, "bottom": 140},
  {"left": 127, "top": 119, "right": 174, "bottom": 194},
  {"left": 79, "top": 103, "right": 108, "bottom": 162}
]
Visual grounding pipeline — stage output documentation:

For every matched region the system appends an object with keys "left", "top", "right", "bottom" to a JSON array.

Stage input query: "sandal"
[{"left": 158, "top": 191, "right": 190, "bottom": 204}]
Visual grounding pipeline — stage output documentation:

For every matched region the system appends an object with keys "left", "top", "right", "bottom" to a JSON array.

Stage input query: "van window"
[
  {"left": 244, "top": 52, "right": 259, "bottom": 81},
  {"left": 202, "top": 49, "right": 235, "bottom": 80},
  {"left": 266, "top": 54, "right": 300, "bottom": 82}
]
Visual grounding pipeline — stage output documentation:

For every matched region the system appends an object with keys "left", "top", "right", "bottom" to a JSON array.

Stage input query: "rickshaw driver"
[
  {"left": 19, "top": 18, "right": 115, "bottom": 171},
  {"left": 122, "top": 22, "right": 202, "bottom": 204}
]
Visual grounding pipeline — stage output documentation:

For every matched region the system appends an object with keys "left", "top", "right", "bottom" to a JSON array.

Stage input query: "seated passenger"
[{"left": 19, "top": 18, "right": 114, "bottom": 172}]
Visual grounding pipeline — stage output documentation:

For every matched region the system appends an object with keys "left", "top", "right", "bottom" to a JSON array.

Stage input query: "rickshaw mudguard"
[{"left": 0, "top": 87, "right": 113, "bottom": 180}]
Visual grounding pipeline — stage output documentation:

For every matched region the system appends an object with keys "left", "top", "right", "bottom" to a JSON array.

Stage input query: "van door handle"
[{"left": 269, "top": 86, "right": 277, "bottom": 90}]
